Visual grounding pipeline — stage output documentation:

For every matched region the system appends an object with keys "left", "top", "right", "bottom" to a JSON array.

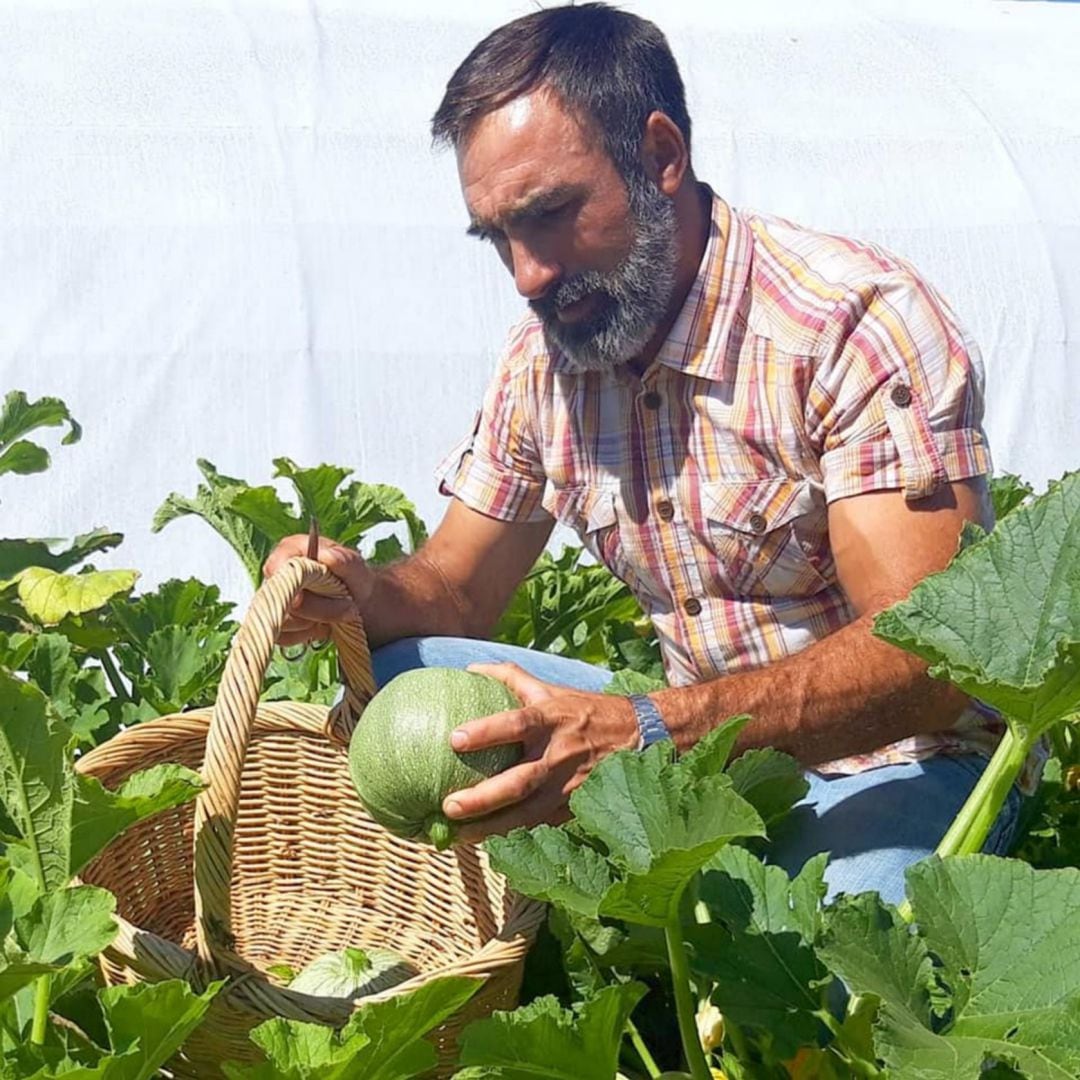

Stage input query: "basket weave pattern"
[{"left": 76, "top": 558, "right": 544, "bottom": 1077}]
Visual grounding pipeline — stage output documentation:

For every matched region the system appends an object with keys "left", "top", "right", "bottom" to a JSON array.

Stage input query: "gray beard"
[{"left": 530, "top": 175, "right": 680, "bottom": 373}]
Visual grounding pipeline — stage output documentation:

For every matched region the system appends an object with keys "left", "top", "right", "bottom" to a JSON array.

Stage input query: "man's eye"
[{"left": 538, "top": 204, "right": 569, "bottom": 225}]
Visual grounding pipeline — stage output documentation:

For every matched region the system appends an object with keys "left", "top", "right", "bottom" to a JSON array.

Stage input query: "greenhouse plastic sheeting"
[{"left": 1, "top": 0, "right": 1077, "bottom": 607}]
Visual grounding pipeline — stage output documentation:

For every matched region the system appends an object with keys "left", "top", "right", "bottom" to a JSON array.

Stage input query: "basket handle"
[{"left": 192, "top": 556, "right": 375, "bottom": 969}]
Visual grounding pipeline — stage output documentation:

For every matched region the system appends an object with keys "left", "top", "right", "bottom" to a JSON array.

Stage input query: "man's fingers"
[
  {"left": 443, "top": 759, "right": 547, "bottom": 822},
  {"left": 453, "top": 791, "right": 571, "bottom": 844},
  {"left": 263, "top": 534, "right": 311, "bottom": 579},
  {"left": 278, "top": 624, "right": 329, "bottom": 647},
  {"left": 466, "top": 661, "right": 555, "bottom": 706},
  {"left": 450, "top": 707, "right": 537, "bottom": 752},
  {"left": 289, "top": 593, "right": 355, "bottom": 625}
]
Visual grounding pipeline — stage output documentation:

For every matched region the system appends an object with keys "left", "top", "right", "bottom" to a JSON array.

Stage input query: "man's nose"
[{"left": 509, "top": 241, "right": 560, "bottom": 301}]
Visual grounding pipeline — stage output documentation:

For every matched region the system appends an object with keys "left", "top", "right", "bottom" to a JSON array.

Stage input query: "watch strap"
[{"left": 627, "top": 693, "right": 671, "bottom": 749}]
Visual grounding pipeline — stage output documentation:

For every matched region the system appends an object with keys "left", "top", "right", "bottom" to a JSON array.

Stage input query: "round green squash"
[{"left": 348, "top": 667, "right": 523, "bottom": 850}]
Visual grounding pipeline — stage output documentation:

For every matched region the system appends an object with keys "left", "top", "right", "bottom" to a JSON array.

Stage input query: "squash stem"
[
  {"left": 898, "top": 723, "right": 1030, "bottom": 923},
  {"left": 627, "top": 1018, "right": 662, "bottom": 1079},
  {"left": 31, "top": 974, "right": 50, "bottom": 1045},
  {"left": 665, "top": 914, "right": 711, "bottom": 1080}
]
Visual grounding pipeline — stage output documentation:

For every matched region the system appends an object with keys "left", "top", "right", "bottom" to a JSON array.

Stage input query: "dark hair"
[{"left": 431, "top": 3, "right": 691, "bottom": 179}]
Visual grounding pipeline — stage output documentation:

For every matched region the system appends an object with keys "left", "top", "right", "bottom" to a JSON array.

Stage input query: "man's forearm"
[
  {"left": 362, "top": 550, "right": 475, "bottom": 648},
  {"left": 651, "top": 614, "right": 971, "bottom": 767}
]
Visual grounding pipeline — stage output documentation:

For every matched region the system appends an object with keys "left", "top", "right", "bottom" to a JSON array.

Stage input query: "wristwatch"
[{"left": 627, "top": 693, "right": 672, "bottom": 750}]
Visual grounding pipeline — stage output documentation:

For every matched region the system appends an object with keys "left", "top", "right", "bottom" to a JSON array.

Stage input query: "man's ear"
[{"left": 640, "top": 111, "right": 690, "bottom": 196}]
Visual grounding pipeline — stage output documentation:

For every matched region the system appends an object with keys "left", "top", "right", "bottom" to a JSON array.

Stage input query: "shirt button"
[
  {"left": 656, "top": 499, "right": 675, "bottom": 522},
  {"left": 748, "top": 512, "right": 768, "bottom": 535},
  {"left": 890, "top": 383, "right": 913, "bottom": 407},
  {"left": 642, "top": 390, "right": 662, "bottom": 409},
  {"left": 683, "top": 596, "right": 703, "bottom": 616}
]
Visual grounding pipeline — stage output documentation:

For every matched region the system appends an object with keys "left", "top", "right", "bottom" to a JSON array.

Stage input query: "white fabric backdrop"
[{"left": 2, "top": 0, "right": 1077, "bottom": 608}]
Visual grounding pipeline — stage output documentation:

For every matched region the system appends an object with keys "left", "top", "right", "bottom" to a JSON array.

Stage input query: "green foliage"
[
  {"left": 0, "top": 667, "right": 209, "bottom": 1073},
  {"left": 453, "top": 982, "right": 647, "bottom": 1079},
  {"left": 222, "top": 976, "right": 481, "bottom": 1080},
  {"left": 487, "top": 721, "right": 767, "bottom": 928},
  {"left": 108, "top": 578, "right": 238, "bottom": 716},
  {"left": 821, "top": 857, "right": 1080, "bottom": 1078},
  {"left": 153, "top": 458, "right": 427, "bottom": 587},
  {"left": 989, "top": 472, "right": 1035, "bottom": 522},
  {"left": 0, "top": 392, "right": 80, "bottom": 487},
  {"left": 874, "top": 471, "right": 1080, "bottom": 739},
  {"left": 493, "top": 546, "right": 663, "bottom": 676},
  {"left": 15, "top": 569, "right": 138, "bottom": 626},
  {"left": 1, "top": 979, "right": 222, "bottom": 1079}
]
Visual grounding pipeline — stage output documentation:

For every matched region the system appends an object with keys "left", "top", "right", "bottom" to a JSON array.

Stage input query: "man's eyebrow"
[{"left": 466, "top": 184, "right": 581, "bottom": 236}]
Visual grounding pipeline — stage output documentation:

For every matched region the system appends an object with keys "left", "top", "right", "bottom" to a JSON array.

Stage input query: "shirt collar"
[{"left": 654, "top": 189, "right": 751, "bottom": 382}]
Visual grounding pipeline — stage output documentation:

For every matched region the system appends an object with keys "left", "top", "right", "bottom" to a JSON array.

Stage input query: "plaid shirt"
[{"left": 438, "top": 191, "right": 1043, "bottom": 791}]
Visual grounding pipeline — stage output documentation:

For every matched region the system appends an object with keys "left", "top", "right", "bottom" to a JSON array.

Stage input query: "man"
[{"left": 266, "top": 3, "right": 1027, "bottom": 904}]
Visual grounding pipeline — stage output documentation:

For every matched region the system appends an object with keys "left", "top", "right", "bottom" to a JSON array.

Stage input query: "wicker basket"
[{"left": 75, "top": 557, "right": 545, "bottom": 1078}]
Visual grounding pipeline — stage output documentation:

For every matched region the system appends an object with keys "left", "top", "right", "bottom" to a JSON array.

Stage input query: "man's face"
[{"left": 457, "top": 88, "right": 679, "bottom": 371}]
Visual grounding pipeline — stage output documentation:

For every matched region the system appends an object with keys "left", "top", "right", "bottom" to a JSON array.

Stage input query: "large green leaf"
[
  {"left": 9, "top": 633, "right": 111, "bottom": 744},
  {"left": 692, "top": 924, "right": 828, "bottom": 1060},
  {"left": 486, "top": 725, "right": 765, "bottom": 928},
  {"left": 0, "top": 672, "right": 74, "bottom": 892},
  {"left": 484, "top": 826, "right": 615, "bottom": 921},
  {"left": 152, "top": 460, "right": 271, "bottom": 586},
  {"left": 816, "top": 892, "right": 936, "bottom": 1033},
  {"left": 17, "top": 569, "right": 138, "bottom": 626},
  {"left": 453, "top": 982, "right": 647, "bottom": 1080},
  {"left": 873, "top": 471, "right": 1080, "bottom": 736},
  {"left": 8, "top": 980, "right": 223, "bottom": 1079},
  {"left": 824, "top": 856, "right": 1080, "bottom": 1079},
  {"left": 224, "top": 976, "right": 481, "bottom": 1080},
  {"left": 0, "top": 392, "right": 80, "bottom": 451},
  {"left": 13, "top": 886, "right": 117, "bottom": 967},
  {"left": 70, "top": 766, "right": 204, "bottom": 879},
  {"left": 108, "top": 579, "right": 238, "bottom": 714},
  {"left": 699, "top": 845, "right": 827, "bottom": 943},
  {"left": 0, "top": 532, "right": 124, "bottom": 582},
  {"left": 0, "top": 671, "right": 203, "bottom": 892},
  {"left": 273, "top": 459, "right": 428, "bottom": 550},
  {"left": 154, "top": 459, "right": 428, "bottom": 587},
  {"left": 725, "top": 749, "right": 810, "bottom": 831},
  {"left": 90, "top": 980, "right": 223, "bottom": 1079},
  {"left": 690, "top": 849, "right": 833, "bottom": 1059},
  {"left": 108, "top": 579, "right": 235, "bottom": 644}
]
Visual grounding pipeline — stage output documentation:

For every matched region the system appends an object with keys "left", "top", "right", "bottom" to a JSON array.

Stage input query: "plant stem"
[
  {"left": 31, "top": 974, "right": 50, "bottom": 1045},
  {"left": 937, "top": 724, "right": 1031, "bottom": 858},
  {"left": 96, "top": 648, "right": 133, "bottom": 704},
  {"left": 665, "top": 914, "right": 711, "bottom": 1080},
  {"left": 627, "top": 1018, "right": 662, "bottom": 1079},
  {"left": 898, "top": 723, "right": 1031, "bottom": 922}
]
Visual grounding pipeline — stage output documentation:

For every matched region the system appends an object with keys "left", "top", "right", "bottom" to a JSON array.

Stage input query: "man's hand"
[
  {"left": 442, "top": 662, "right": 640, "bottom": 842},
  {"left": 263, "top": 535, "right": 375, "bottom": 646}
]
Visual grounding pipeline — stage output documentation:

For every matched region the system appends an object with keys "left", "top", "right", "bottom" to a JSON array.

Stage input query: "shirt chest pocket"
[
  {"left": 541, "top": 483, "right": 632, "bottom": 585},
  {"left": 700, "top": 476, "right": 832, "bottom": 598}
]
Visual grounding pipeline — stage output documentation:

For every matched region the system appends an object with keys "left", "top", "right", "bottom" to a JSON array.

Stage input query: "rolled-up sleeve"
[
  {"left": 435, "top": 339, "right": 549, "bottom": 523},
  {"left": 808, "top": 273, "right": 993, "bottom": 503}
]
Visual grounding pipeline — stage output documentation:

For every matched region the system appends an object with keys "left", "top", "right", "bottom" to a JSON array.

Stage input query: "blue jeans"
[{"left": 372, "top": 636, "right": 1023, "bottom": 908}]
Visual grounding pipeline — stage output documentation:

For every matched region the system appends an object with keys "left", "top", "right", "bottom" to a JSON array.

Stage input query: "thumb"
[{"left": 467, "top": 661, "right": 555, "bottom": 707}]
